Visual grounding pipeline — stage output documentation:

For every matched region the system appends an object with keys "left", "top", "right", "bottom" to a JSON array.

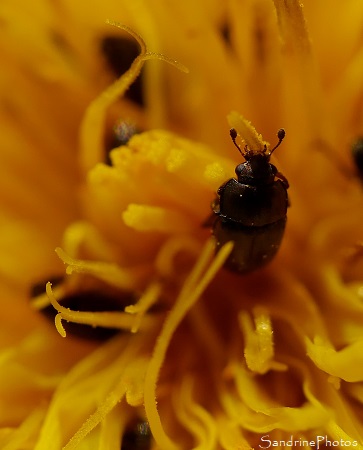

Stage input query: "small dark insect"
[
  {"left": 121, "top": 420, "right": 151, "bottom": 450},
  {"left": 105, "top": 120, "right": 140, "bottom": 165},
  {"left": 212, "top": 128, "right": 289, "bottom": 274},
  {"left": 351, "top": 137, "right": 363, "bottom": 181}
]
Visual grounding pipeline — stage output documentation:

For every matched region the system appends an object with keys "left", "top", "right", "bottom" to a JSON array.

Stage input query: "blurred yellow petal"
[
  {"left": 306, "top": 337, "right": 363, "bottom": 382},
  {"left": 123, "top": 204, "right": 194, "bottom": 233}
]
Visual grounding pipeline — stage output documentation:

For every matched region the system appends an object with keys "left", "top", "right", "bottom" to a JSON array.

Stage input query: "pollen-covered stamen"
[
  {"left": 230, "top": 117, "right": 285, "bottom": 164},
  {"left": 239, "top": 307, "right": 287, "bottom": 374},
  {"left": 228, "top": 111, "right": 268, "bottom": 153},
  {"left": 230, "top": 128, "right": 257, "bottom": 160}
]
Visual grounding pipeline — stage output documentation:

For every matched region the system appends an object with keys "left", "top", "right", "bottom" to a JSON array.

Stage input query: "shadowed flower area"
[{"left": 1, "top": 0, "right": 363, "bottom": 449}]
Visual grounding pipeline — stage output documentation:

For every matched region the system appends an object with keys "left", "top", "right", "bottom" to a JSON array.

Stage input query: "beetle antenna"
[
  {"left": 230, "top": 128, "right": 245, "bottom": 157},
  {"left": 269, "top": 128, "right": 285, "bottom": 155}
]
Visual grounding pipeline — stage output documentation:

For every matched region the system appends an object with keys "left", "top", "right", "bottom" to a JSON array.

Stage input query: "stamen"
[
  {"left": 62, "top": 347, "right": 148, "bottom": 450},
  {"left": 239, "top": 307, "right": 286, "bottom": 374},
  {"left": 30, "top": 276, "right": 64, "bottom": 309},
  {"left": 228, "top": 111, "right": 268, "bottom": 153},
  {"left": 45, "top": 283, "right": 156, "bottom": 338},
  {"left": 125, "top": 282, "right": 162, "bottom": 333},
  {"left": 55, "top": 247, "right": 143, "bottom": 290},
  {"left": 80, "top": 22, "right": 188, "bottom": 173},
  {"left": 143, "top": 239, "right": 233, "bottom": 450},
  {"left": 101, "top": 35, "right": 144, "bottom": 106},
  {"left": 173, "top": 376, "right": 216, "bottom": 447}
]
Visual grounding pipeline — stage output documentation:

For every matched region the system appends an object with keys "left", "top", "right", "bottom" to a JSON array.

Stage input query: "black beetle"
[{"left": 212, "top": 127, "right": 289, "bottom": 274}]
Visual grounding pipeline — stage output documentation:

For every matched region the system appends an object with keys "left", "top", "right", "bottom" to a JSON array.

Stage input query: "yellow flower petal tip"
[{"left": 122, "top": 203, "right": 193, "bottom": 233}]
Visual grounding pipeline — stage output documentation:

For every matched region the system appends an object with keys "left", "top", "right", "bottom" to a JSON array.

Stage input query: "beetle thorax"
[{"left": 235, "top": 153, "right": 277, "bottom": 185}]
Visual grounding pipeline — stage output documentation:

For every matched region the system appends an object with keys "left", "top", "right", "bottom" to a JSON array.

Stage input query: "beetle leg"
[
  {"left": 202, "top": 212, "right": 218, "bottom": 227},
  {"left": 276, "top": 171, "right": 289, "bottom": 189},
  {"left": 217, "top": 182, "right": 228, "bottom": 195},
  {"left": 203, "top": 197, "right": 220, "bottom": 227},
  {"left": 211, "top": 197, "right": 220, "bottom": 214}
]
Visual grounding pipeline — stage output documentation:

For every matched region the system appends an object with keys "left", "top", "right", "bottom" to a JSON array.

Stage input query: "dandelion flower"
[{"left": 1, "top": 1, "right": 363, "bottom": 450}]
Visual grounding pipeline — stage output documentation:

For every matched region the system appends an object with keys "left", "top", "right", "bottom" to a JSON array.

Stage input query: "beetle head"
[
  {"left": 230, "top": 128, "right": 285, "bottom": 185},
  {"left": 230, "top": 128, "right": 285, "bottom": 158},
  {"left": 235, "top": 154, "right": 277, "bottom": 185}
]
